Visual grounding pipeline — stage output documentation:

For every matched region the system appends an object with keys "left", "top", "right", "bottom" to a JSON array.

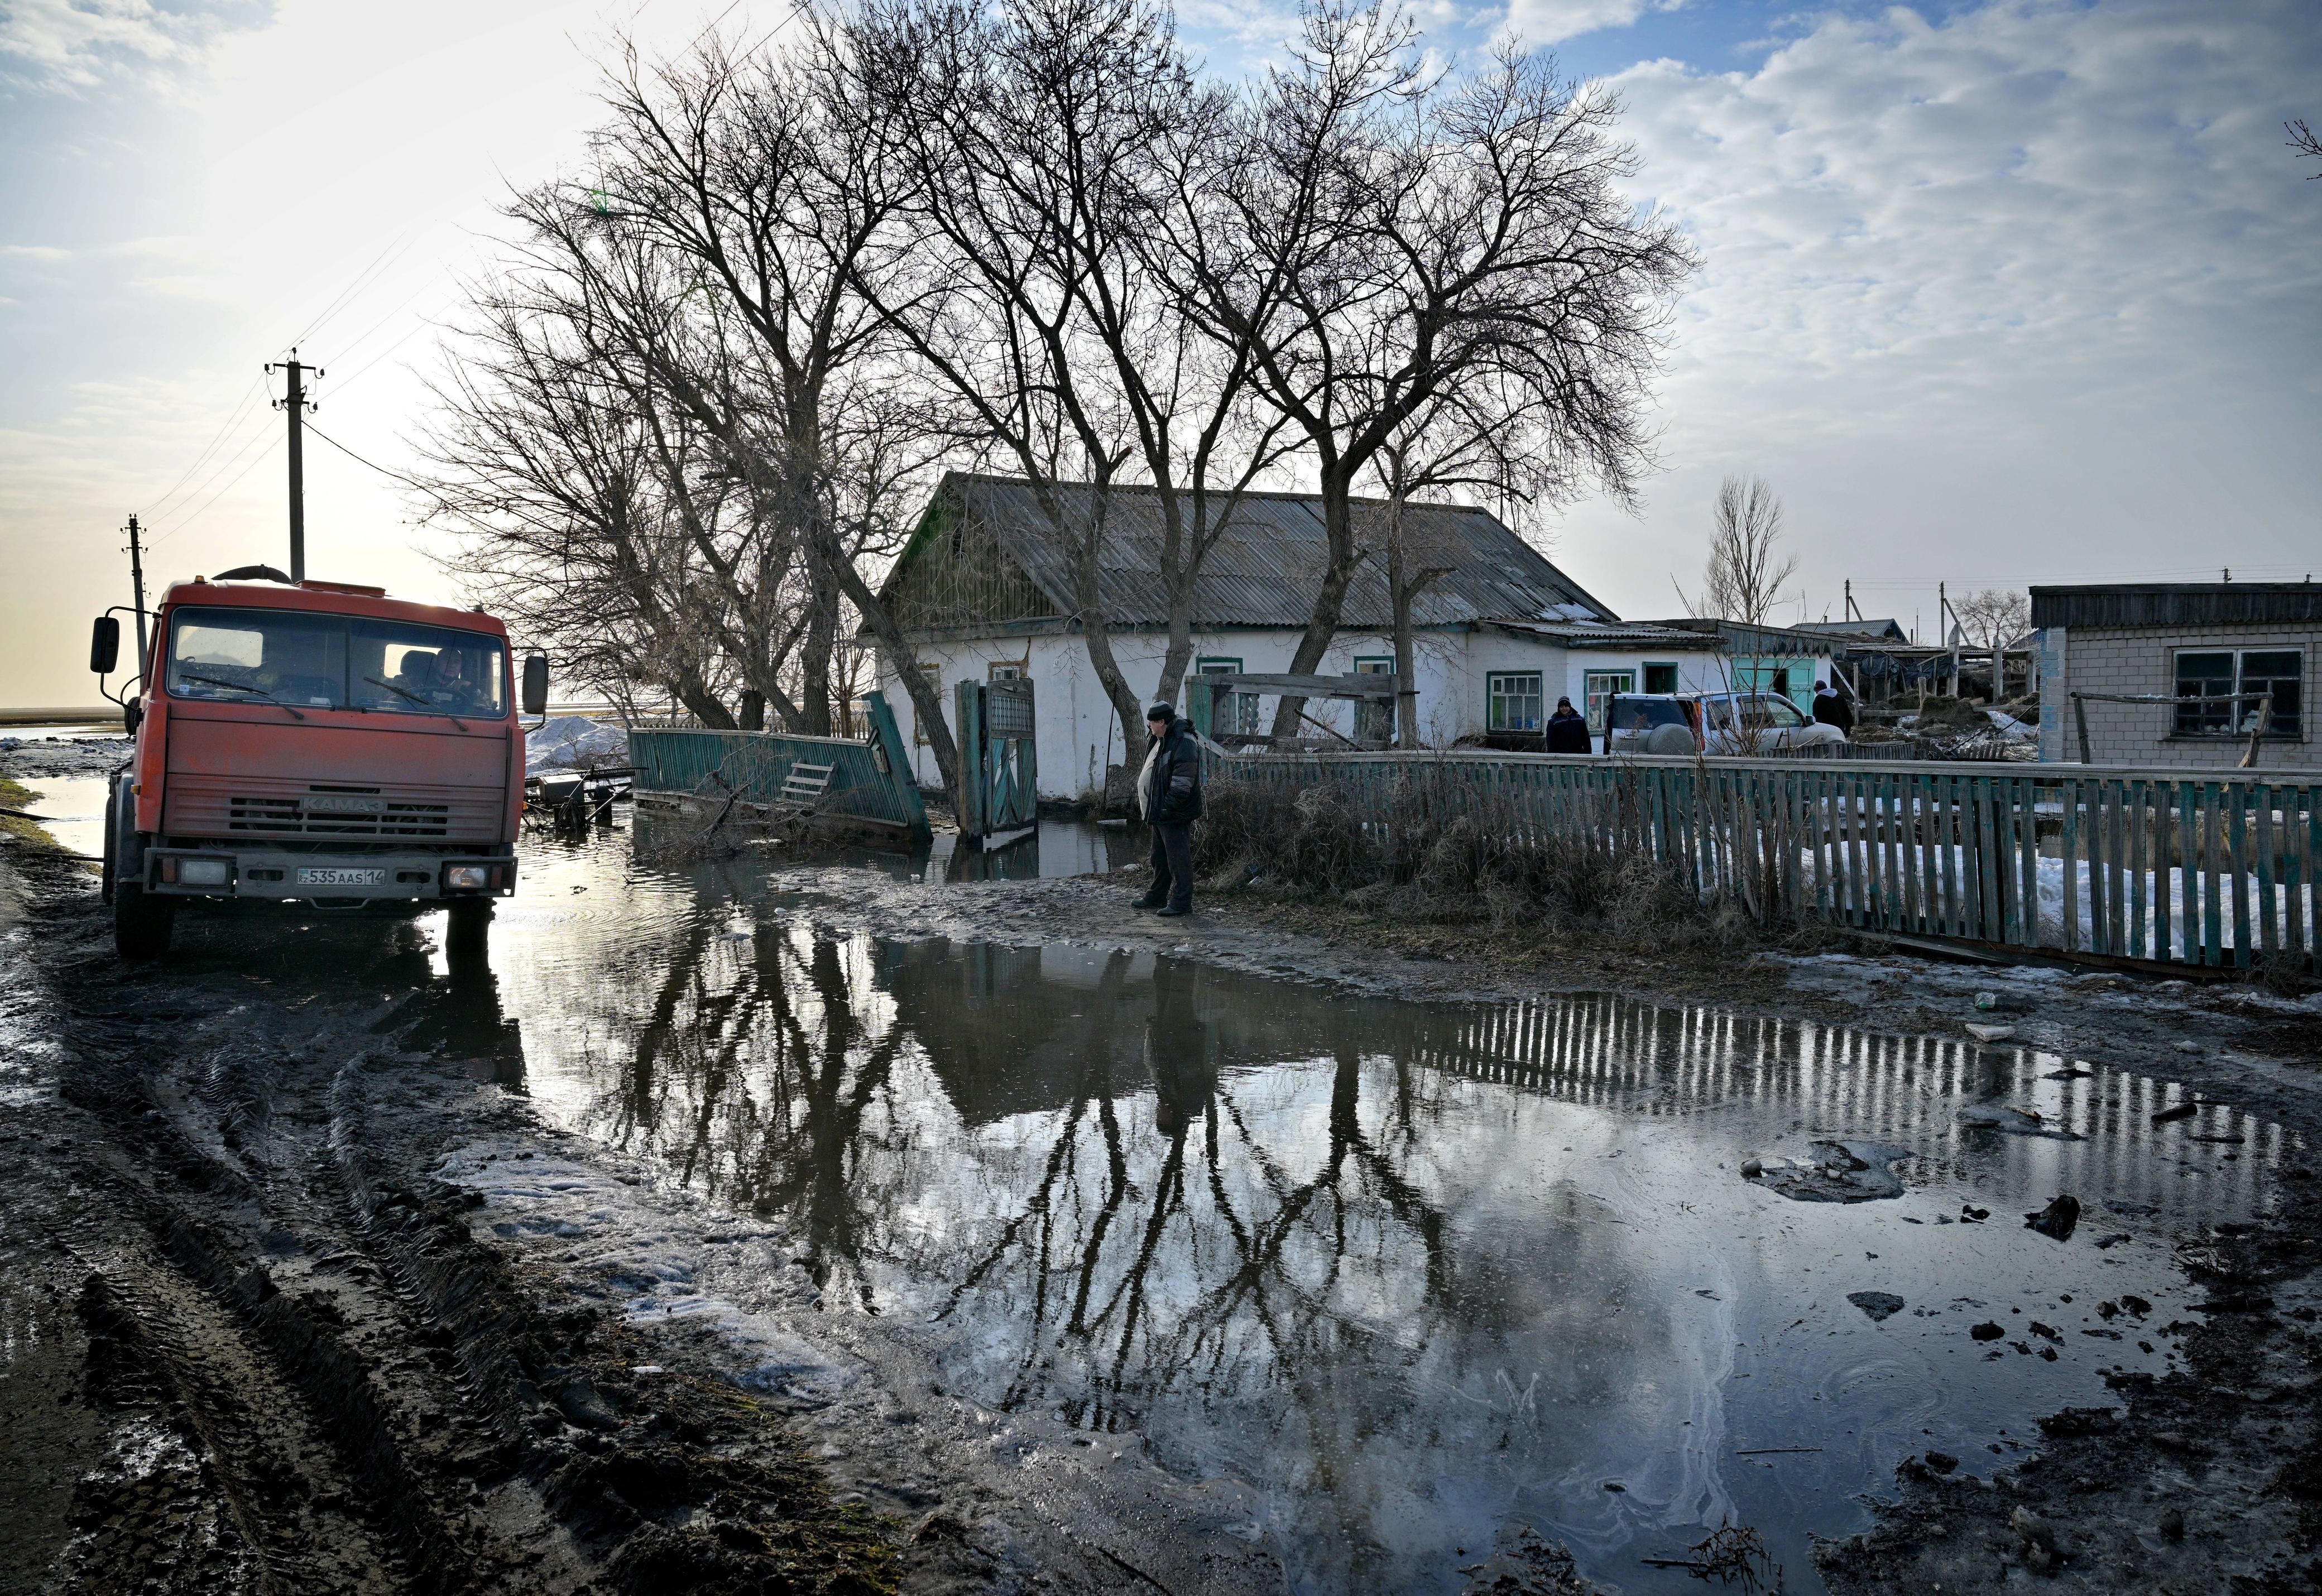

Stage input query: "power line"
[
  {"left": 145, "top": 374, "right": 267, "bottom": 521},
  {"left": 147, "top": 416, "right": 280, "bottom": 544},
  {"left": 150, "top": 430, "right": 285, "bottom": 547},
  {"left": 290, "top": 232, "right": 416, "bottom": 349},
  {"left": 305, "top": 421, "right": 502, "bottom": 540}
]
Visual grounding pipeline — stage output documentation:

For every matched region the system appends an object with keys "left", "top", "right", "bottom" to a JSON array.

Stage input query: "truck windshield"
[{"left": 166, "top": 607, "right": 506, "bottom": 718}]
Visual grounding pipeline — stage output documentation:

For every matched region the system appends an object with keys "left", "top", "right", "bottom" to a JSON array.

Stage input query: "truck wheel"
[
  {"left": 444, "top": 898, "right": 491, "bottom": 970},
  {"left": 114, "top": 884, "right": 174, "bottom": 959},
  {"left": 101, "top": 781, "right": 119, "bottom": 906}
]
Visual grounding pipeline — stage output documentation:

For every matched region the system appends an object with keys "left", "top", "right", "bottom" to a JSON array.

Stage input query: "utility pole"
[
  {"left": 122, "top": 514, "right": 150, "bottom": 680},
  {"left": 265, "top": 348, "right": 323, "bottom": 581},
  {"left": 1843, "top": 578, "right": 1860, "bottom": 623}
]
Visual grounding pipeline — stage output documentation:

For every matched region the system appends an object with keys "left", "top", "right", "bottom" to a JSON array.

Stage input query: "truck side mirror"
[
  {"left": 521, "top": 653, "right": 549, "bottom": 717},
  {"left": 90, "top": 616, "right": 120, "bottom": 675}
]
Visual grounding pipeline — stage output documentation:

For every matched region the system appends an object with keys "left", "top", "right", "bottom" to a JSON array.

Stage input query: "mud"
[{"left": 0, "top": 842, "right": 896, "bottom": 1596}]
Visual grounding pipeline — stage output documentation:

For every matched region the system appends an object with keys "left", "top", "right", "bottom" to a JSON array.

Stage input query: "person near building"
[
  {"left": 1544, "top": 696, "right": 1593, "bottom": 753},
  {"left": 1813, "top": 679, "right": 1856, "bottom": 734},
  {"left": 1132, "top": 701, "right": 1204, "bottom": 917}
]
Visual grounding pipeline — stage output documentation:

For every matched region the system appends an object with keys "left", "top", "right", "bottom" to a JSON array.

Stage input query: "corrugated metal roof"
[
  {"left": 938, "top": 473, "right": 1616, "bottom": 629},
  {"left": 1487, "top": 619, "right": 1719, "bottom": 648},
  {"left": 2031, "top": 584, "right": 2322, "bottom": 630}
]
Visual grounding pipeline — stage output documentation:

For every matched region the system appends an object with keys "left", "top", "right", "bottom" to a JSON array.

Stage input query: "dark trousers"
[{"left": 1147, "top": 820, "right": 1194, "bottom": 911}]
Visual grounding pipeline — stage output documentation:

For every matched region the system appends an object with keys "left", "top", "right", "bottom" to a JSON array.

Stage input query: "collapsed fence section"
[
  {"left": 1211, "top": 751, "right": 2319, "bottom": 972},
  {"left": 626, "top": 691, "right": 930, "bottom": 842}
]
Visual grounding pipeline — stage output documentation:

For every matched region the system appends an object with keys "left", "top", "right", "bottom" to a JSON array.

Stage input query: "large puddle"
[
  {"left": 477, "top": 823, "right": 2287, "bottom": 1593},
  {"left": 7, "top": 785, "right": 2296, "bottom": 1593}
]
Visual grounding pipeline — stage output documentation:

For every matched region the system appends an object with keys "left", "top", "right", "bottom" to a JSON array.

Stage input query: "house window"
[
  {"left": 1194, "top": 657, "right": 1259, "bottom": 738},
  {"left": 988, "top": 660, "right": 1026, "bottom": 681},
  {"left": 1584, "top": 671, "right": 1635, "bottom": 734},
  {"left": 1354, "top": 655, "right": 1394, "bottom": 674},
  {"left": 1643, "top": 662, "right": 1679, "bottom": 695},
  {"left": 2174, "top": 648, "right": 2302, "bottom": 738},
  {"left": 1488, "top": 672, "right": 1543, "bottom": 732}
]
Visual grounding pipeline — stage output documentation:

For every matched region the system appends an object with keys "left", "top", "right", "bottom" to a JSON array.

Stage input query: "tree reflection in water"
[{"left": 532, "top": 912, "right": 2262, "bottom": 1593}]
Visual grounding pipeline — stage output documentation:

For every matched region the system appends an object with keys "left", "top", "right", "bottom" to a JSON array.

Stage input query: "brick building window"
[{"left": 2173, "top": 648, "right": 2302, "bottom": 738}]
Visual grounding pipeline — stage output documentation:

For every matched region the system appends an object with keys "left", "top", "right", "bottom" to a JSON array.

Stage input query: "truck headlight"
[
  {"left": 444, "top": 865, "right": 490, "bottom": 890},
  {"left": 179, "top": 858, "right": 230, "bottom": 886}
]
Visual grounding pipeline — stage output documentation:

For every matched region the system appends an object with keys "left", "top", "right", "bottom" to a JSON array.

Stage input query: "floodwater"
[
  {"left": 7, "top": 783, "right": 2298, "bottom": 1593},
  {"left": 479, "top": 819, "right": 2289, "bottom": 1594}
]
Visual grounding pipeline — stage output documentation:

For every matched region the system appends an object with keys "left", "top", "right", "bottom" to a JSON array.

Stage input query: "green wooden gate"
[{"left": 956, "top": 677, "right": 1039, "bottom": 840}]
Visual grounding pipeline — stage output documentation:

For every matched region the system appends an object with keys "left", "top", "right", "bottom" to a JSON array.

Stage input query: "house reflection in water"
[{"left": 538, "top": 920, "right": 2291, "bottom": 1595}]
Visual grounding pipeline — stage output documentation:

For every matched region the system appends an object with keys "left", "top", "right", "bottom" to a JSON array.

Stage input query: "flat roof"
[{"left": 2030, "top": 583, "right": 2322, "bottom": 630}]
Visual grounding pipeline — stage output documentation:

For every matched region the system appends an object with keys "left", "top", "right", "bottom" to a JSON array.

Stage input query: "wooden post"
[
  {"left": 2239, "top": 691, "right": 2271, "bottom": 770},
  {"left": 2072, "top": 693, "right": 2093, "bottom": 765}
]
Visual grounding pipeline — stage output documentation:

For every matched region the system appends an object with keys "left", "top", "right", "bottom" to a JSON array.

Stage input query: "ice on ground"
[
  {"left": 437, "top": 1138, "right": 854, "bottom": 1396},
  {"left": 526, "top": 716, "right": 629, "bottom": 775}
]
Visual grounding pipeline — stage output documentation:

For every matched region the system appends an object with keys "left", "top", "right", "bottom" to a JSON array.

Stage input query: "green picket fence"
[
  {"left": 1213, "top": 750, "right": 2320, "bottom": 971},
  {"left": 627, "top": 691, "right": 930, "bottom": 840}
]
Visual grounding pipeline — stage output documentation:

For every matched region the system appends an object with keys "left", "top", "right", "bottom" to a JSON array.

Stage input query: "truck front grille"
[
  {"left": 224, "top": 795, "right": 452, "bottom": 838},
  {"left": 162, "top": 773, "right": 501, "bottom": 844}
]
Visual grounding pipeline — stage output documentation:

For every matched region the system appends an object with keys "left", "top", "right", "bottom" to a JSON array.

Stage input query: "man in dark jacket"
[
  {"left": 1132, "top": 702, "right": 1203, "bottom": 917},
  {"left": 1812, "top": 680, "right": 1856, "bottom": 734},
  {"left": 1544, "top": 695, "right": 1592, "bottom": 754}
]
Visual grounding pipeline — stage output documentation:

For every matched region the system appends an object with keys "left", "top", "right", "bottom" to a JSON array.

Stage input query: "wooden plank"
[
  {"left": 2255, "top": 785, "right": 2277, "bottom": 963},
  {"left": 1978, "top": 776, "right": 2003, "bottom": 943},
  {"left": 2228, "top": 786, "right": 2251, "bottom": 969},
  {"left": 2061, "top": 778, "right": 2081, "bottom": 954},
  {"left": 2286, "top": 783, "right": 2307, "bottom": 966},
  {"left": 2152, "top": 780, "right": 2169, "bottom": 961},
  {"left": 2127, "top": 780, "right": 2147, "bottom": 960},
  {"left": 2017, "top": 775, "right": 2038, "bottom": 945},
  {"left": 2201, "top": 782, "right": 2223, "bottom": 968}
]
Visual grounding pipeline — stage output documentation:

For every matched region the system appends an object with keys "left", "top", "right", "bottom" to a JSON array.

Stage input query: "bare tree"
[
  {"left": 848, "top": 0, "right": 1292, "bottom": 762},
  {"left": 1685, "top": 473, "right": 1796, "bottom": 626},
  {"left": 1181, "top": 7, "right": 1694, "bottom": 739},
  {"left": 2290, "top": 117, "right": 2321, "bottom": 175},
  {"left": 1951, "top": 587, "right": 2030, "bottom": 652}
]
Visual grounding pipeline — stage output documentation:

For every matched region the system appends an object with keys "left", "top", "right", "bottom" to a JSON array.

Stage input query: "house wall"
[
  {"left": 881, "top": 626, "right": 1565, "bottom": 797},
  {"left": 2042, "top": 621, "right": 2318, "bottom": 771}
]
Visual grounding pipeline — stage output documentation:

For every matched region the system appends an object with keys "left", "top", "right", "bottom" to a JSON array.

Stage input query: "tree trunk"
[
  {"left": 738, "top": 690, "right": 766, "bottom": 731},
  {"left": 1268, "top": 472, "right": 1360, "bottom": 741},
  {"left": 819, "top": 528, "right": 960, "bottom": 795},
  {"left": 800, "top": 547, "right": 839, "bottom": 737},
  {"left": 1071, "top": 533, "right": 1152, "bottom": 775},
  {"left": 1389, "top": 540, "right": 1418, "bottom": 748},
  {"left": 674, "top": 681, "right": 738, "bottom": 729}
]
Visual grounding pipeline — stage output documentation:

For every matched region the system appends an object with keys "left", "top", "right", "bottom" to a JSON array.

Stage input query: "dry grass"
[{"left": 1192, "top": 771, "right": 1778, "bottom": 954}]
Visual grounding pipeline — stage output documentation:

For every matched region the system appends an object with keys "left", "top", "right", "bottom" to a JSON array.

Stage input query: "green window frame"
[
  {"left": 1488, "top": 671, "right": 1543, "bottom": 732},
  {"left": 1353, "top": 655, "right": 1394, "bottom": 674},
  {"left": 1643, "top": 661, "right": 1679, "bottom": 695},
  {"left": 1193, "top": 657, "right": 1256, "bottom": 737},
  {"left": 1584, "top": 670, "right": 1635, "bottom": 734}
]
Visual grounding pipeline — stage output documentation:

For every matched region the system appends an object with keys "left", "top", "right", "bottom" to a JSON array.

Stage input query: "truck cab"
[{"left": 93, "top": 573, "right": 545, "bottom": 958}]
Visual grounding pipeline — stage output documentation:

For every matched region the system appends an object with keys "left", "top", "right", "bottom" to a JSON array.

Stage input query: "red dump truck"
[{"left": 89, "top": 569, "right": 548, "bottom": 958}]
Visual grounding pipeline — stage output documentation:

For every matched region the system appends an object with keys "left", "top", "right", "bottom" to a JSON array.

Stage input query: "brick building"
[{"left": 2031, "top": 583, "right": 2317, "bottom": 770}]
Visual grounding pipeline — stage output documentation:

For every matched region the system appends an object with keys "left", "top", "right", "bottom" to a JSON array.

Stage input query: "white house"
[{"left": 870, "top": 474, "right": 1830, "bottom": 800}]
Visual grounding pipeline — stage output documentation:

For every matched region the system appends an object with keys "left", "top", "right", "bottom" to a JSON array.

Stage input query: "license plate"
[{"left": 296, "top": 867, "right": 385, "bottom": 886}]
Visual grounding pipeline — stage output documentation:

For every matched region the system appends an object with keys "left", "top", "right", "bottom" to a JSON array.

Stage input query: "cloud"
[
  {"left": 0, "top": 0, "right": 267, "bottom": 92},
  {"left": 1538, "top": 0, "right": 2322, "bottom": 615},
  {"left": 1501, "top": 0, "right": 1682, "bottom": 47}
]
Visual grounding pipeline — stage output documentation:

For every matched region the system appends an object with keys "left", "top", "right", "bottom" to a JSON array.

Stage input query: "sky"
[{"left": 2, "top": 0, "right": 2318, "bottom": 708}]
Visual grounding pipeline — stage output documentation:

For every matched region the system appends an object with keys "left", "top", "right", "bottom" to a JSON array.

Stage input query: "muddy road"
[{"left": 5, "top": 769, "right": 2322, "bottom": 1594}]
